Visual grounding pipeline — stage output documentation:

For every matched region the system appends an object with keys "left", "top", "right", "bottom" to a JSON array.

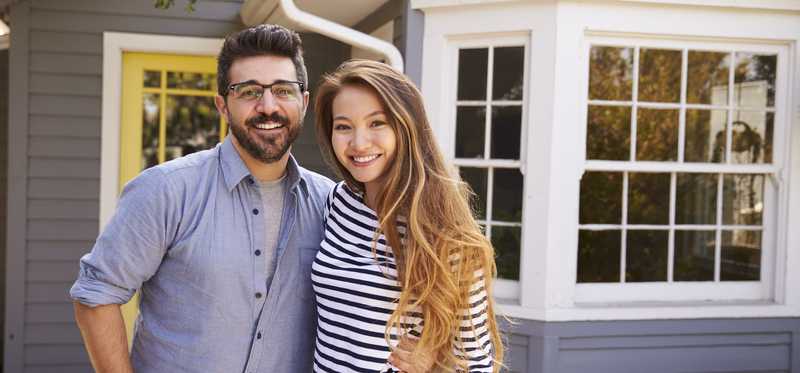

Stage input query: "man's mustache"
[{"left": 245, "top": 112, "right": 290, "bottom": 127}]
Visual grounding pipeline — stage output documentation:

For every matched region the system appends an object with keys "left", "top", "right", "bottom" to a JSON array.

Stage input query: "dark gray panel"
[
  {"left": 505, "top": 334, "right": 529, "bottom": 373},
  {"left": 28, "top": 200, "right": 99, "bottom": 219},
  {"left": 30, "top": 30, "right": 102, "bottom": 54},
  {"left": 27, "top": 241, "right": 94, "bottom": 261},
  {"left": 28, "top": 178, "right": 100, "bottom": 200},
  {"left": 30, "top": 52, "right": 102, "bottom": 75},
  {"left": 26, "top": 303, "right": 76, "bottom": 323},
  {"left": 30, "top": 73, "right": 102, "bottom": 97},
  {"left": 353, "top": 0, "right": 403, "bottom": 34},
  {"left": 28, "top": 137, "right": 101, "bottom": 159},
  {"left": 30, "top": 115, "right": 100, "bottom": 139},
  {"left": 31, "top": 0, "right": 242, "bottom": 22},
  {"left": 27, "top": 220, "right": 99, "bottom": 241},
  {"left": 0, "top": 36, "right": 7, "bottom": 373},
  {"left": 29, "top": 95, "right": 101, "bottom": 117},
  {"left": 25, "top": 344, "right": 90, "bottom": 365},
  {"left": 25, "top": 323, "right": 83, "bottom": 344},
  {"left": 26, "top": 282, "right": 73, "bottom": 304},
  {"left": 28, "top": 159, "right": 100, "bottom": 178},
  {"left": 24, "top": 366, "right": 94, "bottom": 373},
  {"left": 401, "top": 0, "right": 423, "bottom": 86}
]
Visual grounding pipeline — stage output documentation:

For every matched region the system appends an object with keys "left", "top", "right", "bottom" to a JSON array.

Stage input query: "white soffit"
[
  {"left": 241, "top": 0, "right": 391, "bottom": 29},
  {"left": 411, "top": 0, "right": 800, "bottom": 11}
]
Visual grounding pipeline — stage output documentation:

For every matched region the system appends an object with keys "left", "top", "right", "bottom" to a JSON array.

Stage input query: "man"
[{"left": 70, "top": 24, "right": 333, "bottom": 373}]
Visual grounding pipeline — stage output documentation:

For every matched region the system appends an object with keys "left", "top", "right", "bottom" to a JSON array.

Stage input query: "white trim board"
[
  {"left": 412, "top": 0, "right": 800, "bottom": 11},
  {"left": 100, "top": 32, "right": 223, "bottom": 230}
]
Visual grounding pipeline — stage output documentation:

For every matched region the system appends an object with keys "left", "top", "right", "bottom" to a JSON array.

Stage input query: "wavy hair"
[{"left": 315, "top": 60, "right": 504, "bottom": 372}]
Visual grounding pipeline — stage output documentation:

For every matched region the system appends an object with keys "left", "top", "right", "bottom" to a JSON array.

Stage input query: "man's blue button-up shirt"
[{"left": 70, "top": 138, "right": 333, "bottom": 373}]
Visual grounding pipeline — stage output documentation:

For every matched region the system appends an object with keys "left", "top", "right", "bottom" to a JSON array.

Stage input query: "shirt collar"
[{"left": 219, "top": 136, "right": 308, "bottom": 196}]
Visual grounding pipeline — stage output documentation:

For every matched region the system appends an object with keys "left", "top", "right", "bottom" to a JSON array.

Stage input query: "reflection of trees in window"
[{"left": 166, "top": 95, "right": 220, "bottom": 161}]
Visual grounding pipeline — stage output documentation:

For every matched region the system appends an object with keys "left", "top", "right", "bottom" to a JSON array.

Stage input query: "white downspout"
[{"left": 277, "top": 0, "right": 404, "bottom": 72}]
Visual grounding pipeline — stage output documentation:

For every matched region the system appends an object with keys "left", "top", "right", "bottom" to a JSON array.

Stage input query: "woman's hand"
[{"left": 387, "top": 336, "right": 435, "bottom": 373}]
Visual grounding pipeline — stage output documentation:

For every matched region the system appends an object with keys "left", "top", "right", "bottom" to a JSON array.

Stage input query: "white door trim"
[{"left": 100, "top": 32, "right": 223, "bottom": 229}]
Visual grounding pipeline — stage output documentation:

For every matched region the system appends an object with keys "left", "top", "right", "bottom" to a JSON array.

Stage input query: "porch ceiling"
[{"left": 240, "top": 0, "right": 391, "bottom": 30}]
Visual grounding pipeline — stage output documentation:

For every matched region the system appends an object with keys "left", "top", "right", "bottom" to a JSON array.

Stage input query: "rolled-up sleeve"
[{"left": 70, "top": 167, "right": 179, "bottom": 307}]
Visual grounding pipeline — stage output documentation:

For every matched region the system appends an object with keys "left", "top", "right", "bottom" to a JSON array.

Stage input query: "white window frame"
[
  {"left": 443, "top": 33, "right": 531, "bottom": 301},
  {"left": 574, "top": 35, "right": 790, "bottom": 304}
]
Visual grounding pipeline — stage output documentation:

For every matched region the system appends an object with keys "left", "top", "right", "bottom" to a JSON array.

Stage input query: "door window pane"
[
  {"left": 165, "top": 95, "right": 220, "bottom": 161},
  {"left": 687, "top": 51, "right": 730, "bottom": 105},
  {"left": 685, "top": 109, "right": 727, "bottom": 163},
  {"left": 458, "top": 48, "right": 488, "bottom": 100},
  {"left": 586, "top": 105, "right": 631, "bottom": 160},
  {"left": 455, "top": 107, "right": 485, "bottom": 158},
  {"left": 167, "top": 71, "right": 217, "bottom": 91},
  {"left": 674, "top": 230, "right": 716, "bottom": 281},
  {"left": 675, "top": 173, "right": 717, "bottom": 225},
  {"left": 490, "top": 106, "right": 521, "bottom": 159},
  {"left": 493, "top": 169, "right": 523, "bottom": 222},
  {"left": 636, "top": 108, "right": 678, "bottom": 161},
  {"left": 589, "top": 46, "right": 633, "bottom": 101},
  {"left": 142, "top": 93, "right": 160, "bottom": 170},
  {"left": 144, "top": 70, "right": 161, "bottom": 88},
  {"left": 638, "top": 48, "right": 682, "bottom": 103},
  {"left": 580, "top": 172, "right": 623, "bottom": 225},
  {"left": 577, "top": 230, "right": 621, "bottom": 283},
  {"left": 628, "top": 172, "right": 670, "bottom": 225},
  {"left": 626, "top": 230, "right": 668, "bottom": 282},
  {"left": 493, "top": 47, "right": 524, "bottom": 100},
  {"left": 721, "top": 230, "right": 761, "bottom": 281}
]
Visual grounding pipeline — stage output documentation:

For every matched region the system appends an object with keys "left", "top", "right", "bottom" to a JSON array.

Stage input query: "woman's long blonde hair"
[{"left": 315, "top": 60, "right": 504, "bottom": 372}]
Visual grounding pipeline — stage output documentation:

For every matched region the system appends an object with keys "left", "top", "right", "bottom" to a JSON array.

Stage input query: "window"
[
  {"left": 576, "top": 37, "right": 786, "bottom": 303},
  {"left": 450, "top": 36, "right": 528, "bottom": 299}
]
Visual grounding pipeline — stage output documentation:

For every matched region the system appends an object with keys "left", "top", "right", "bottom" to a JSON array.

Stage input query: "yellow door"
[{"left": 120, "top": 52, "right": 226, "bottom": 344}]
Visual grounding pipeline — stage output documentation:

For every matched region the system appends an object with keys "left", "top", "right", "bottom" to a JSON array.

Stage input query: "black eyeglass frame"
[{"left": 225, "top": 80, "right": 306, "bottom": 98}]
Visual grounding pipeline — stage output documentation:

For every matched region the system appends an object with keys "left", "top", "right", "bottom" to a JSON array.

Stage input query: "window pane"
[
  {"left": 577, "top": 230, "right": 621, "bottom": 283},
  {"left": 721, "top": 230, "right": 761, "bottom": 281},
  {"left": 636, "top": 108, "right": 678, "bottom": 161},
  {"left": 674, "top": 230, "right": 716, "bottom": 281},
  {"left": 455, "top": 107, "right": 486, "bottom": 158},
  {"left": 589, "top": 46, "right": 633, "bottom": 101},
  {"left": 142, "top": 93, "right": 160, "bottom": 170},
  {"left": 675, "top": 173, "right": 717, "bottom": 225},
  {"left": 731, "top": 111, "right": 773, "bottom": 164},
  {"left": 638, "top": 48, "right": 682, "bottom": 103},
  {"left": 144, "top": 70, "right": 161, "bottom": 88},
  {"left": 722, "top": 174, "right": 764, "bottom": 226},
  {"left": 166, "top": 71, "right": 216, "bottom": 91},
  {"left": 490, "top": 106, "right": 521, "bottom": 159},
  {"left": 458, "top": 48, "right": 488, "bottom": 100},
  {"left": 626, "top": 230, "right": 668, "bottom": 282},
  {"left": 491, "top": 226, "right": 520, "bottom": 280},
  {"left": 734, "top": 53, "right": 776, "bottom": 108},
  {"left": 685, "top": 109, "right": 727, "bottom": 163},
  {"left": 580, "top": 171, "right": 623, "bottom": 225},
  {"left": 586, "top": 105, "right": 631, "bottom": 160},
  {"left": 493, "top": 46, "right": 524, "bottom": 100},
  {"left": 165, "top": 95, "right": 220, "bottom": 161},
  {"left": 460, "top": 167, "right": 487, "bottom": 220},
  {"left": 628, "top": 172, "right": 670, "bottom": 225},
  {"left": 492, "top": 169, "right": 523, "bottom": 222},
  {"left": 687, "top": 51, "right": 730, "bottom": 105}
]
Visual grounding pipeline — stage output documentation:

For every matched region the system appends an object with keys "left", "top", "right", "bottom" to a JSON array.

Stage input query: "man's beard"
[{"left": 229, "top": 111, "right": 302, "bottom": 163}]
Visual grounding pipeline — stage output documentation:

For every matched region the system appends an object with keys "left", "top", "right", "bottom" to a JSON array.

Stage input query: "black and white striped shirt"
[{"left": 311, "top": 182, "right": 494, "bottom": 372}]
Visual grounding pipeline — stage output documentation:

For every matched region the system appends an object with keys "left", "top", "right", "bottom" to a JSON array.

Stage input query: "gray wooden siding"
[
  {"left": 502, "top": 317, "right": 800, "bottom": 373},
  {"left": 1, "top": 47, "right": 9, "bottom": 368}
]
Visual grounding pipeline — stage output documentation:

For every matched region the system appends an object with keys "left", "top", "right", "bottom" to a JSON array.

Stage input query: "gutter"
[{"left": 241, "top": 0, "right": 404, "bottom": 72}]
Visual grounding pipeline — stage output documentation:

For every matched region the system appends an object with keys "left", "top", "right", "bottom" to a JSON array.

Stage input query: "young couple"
[{"left": 71, "top": 24, "right": 503, "bottom": 373}]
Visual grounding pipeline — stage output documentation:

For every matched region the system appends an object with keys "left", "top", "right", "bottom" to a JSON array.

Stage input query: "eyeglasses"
[{"left": 227, "top": 80, "right": 305, "bottom": 102}]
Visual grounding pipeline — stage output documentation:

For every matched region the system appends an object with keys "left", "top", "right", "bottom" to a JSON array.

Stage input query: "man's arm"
[{"left": 73, "top": 302, "right": 134, "bottom": 373}]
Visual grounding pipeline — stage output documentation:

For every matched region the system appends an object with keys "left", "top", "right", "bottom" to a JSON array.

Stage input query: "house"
[{"left": 1, "top": 0, "right": 799, "bottom": 372}]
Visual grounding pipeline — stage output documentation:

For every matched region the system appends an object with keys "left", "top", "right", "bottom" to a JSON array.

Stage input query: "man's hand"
[
  {"left": 73, "top": 302, "right": 134, "bottom": 373},
  {"left": 387, "top": 336, "right": 435, "bottom": 373}
]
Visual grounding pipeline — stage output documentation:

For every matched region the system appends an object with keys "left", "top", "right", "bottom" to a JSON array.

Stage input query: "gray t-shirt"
[{"left": 258, "top": 174, "right": 287, "bottom": 290}]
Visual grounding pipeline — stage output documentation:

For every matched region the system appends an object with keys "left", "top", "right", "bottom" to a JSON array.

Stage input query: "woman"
[{"left": 312, "top": 60, "right": 504, "bottom": 373}]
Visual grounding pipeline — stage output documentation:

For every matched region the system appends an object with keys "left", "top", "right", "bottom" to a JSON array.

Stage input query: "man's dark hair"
[{"left": 217, "top": 24, "right": 308, "bottom": 97}]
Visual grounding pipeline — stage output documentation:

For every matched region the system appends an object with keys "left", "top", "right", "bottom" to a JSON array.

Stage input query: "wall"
[{"left": 0, "top": 47, "right": 8, "bottom": 369}]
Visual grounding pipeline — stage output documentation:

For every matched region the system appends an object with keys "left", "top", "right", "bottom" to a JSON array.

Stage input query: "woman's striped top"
[{"left": 311, "top": 182, "right": 495, "bottom": 373}]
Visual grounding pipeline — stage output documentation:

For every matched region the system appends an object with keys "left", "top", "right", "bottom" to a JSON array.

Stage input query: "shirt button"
[
  {"left": 257, "top": 331, "right": 262, "bottom": 339},
  {"left": 248, "top": 177, "right": 255, "bottom": 185},
  {"left": 255, "top": 250, "right": 261, "bottom": 256},
  {"left": 255, "top": 292, "right": 263, "bottom": 299},
  {"left": 252, "top": 208, "right": 259, "bottom": 215}
]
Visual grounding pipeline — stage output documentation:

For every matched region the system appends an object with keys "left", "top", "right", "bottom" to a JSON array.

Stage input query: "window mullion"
[
  {"left": 630, "top": 46, "right": 640, "bottom": 162},
  {"left": 621, "top": 171, "right": 629, "bottom": 283},
  {"left": 725, "top": 50, "right": 735, "bottom": 164},
  {"left": 678, "top": 48, "right": 687, "bottom": 163},
  {"left": 715, "top": 172, "right": 723, "bottom": 282}
]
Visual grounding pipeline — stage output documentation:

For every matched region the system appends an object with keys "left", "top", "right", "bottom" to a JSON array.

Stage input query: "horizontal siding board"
[
  {"left": 30, "top": 73, "right": 101, "bottom": 97},
  {"left": 27, "top": 261, "right": 84, "bottom": 283},
  {"left": 27, "top": 282, "right": 74, "bottom": 304},
  {"left": 30, "top": 30, "right": 102, "bottom": 54},
  {"left": 30, "top": 115, "right": 100, "bottom": 138},
  {"left": 27, "top": 220, "right": 99, "bottom": 241},
  {"left": 29, "top": 137, "right": 101, "bottom": 159},
  {"left": 24, "top": 323, "right": 83, "bottom": 344},
  {"left": 24, "top": 365, "right": 93, "bottom": 373},
  {"left": 28, "top": 159, "right": 100, "bottom": 178},
  {"left": 26, "top": 303, "right": 77, "bottom": 323},
  {"left": 28, "top": 200, "right": 99, "bottom": 220},
  {"left": 28, "top": 241, "right": 94, "bottom": 261},
  {"left": 559, "top": 332, "right": 793, "bottom": 350},
  {"left": 29, "top": 178, "right": 100, "bottom": 200},
  {"left": 29, "top": 95, "right": 101, "bottom": 117},
  {"left": 30, "top": 9, "right": 241, "bottom": 37},
  {"left": 31, "top": 0, "right": 242, "bottom": 22},
  {"left": 30, "top": 52, "right": 102, "bottom": 75},
  {"left": 25, "top": 345, "right": 89, "bottom": 365}
]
